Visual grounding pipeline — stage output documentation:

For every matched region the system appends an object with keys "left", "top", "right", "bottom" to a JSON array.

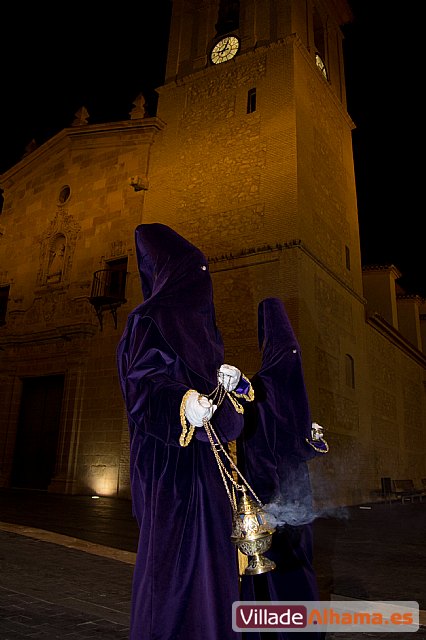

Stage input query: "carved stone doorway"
[{"left": 11, "top": 375, "right": 65, "bottom": 490}]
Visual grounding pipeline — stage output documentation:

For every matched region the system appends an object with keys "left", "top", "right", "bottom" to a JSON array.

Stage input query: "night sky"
[{"left": 1, "top": 1, "right": 423, "bottom": 297}]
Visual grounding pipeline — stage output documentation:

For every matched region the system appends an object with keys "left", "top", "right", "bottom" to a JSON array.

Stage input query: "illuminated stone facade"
[{"left": 0, "top": 0, "right": 425, "bottom": 506}]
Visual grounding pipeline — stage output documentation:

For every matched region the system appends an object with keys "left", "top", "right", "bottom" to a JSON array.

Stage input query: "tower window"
[
  {"left": 315, "top": 53, "right": 328, "bottom": 80},
  {"left": 313, "top": 6, "right": 328, "bottom": 80},
  {"left": 0, "top": 285, "right": 10, "bottom": 325},
  {"left": 247, "top": 88, "right": 257, "bottom": 114},
  {"left": 216, "top": 0, "right": 240, "bottom": 36},
  {"left": 345, "top": 245, "right": 351, "bottom": 270},
  {"left": 345, "top": 354, "right": 355, "bottom": 389}
]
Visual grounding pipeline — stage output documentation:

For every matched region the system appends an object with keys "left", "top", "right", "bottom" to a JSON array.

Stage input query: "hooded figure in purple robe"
[
  {"left": 116, "top": 223, "right": 253, "bottom": 640},
  {"left": 237, "top": 297, "right": 328, "bottom": 640}
]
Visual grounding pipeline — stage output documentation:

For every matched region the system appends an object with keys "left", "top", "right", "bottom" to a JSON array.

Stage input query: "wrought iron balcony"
[{"left": 88, "top": 269, "right": 127, "bottom": 330}]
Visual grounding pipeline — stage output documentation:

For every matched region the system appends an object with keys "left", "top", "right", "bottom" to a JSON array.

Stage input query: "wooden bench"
[{"left": 393, "top": 479, "right": 424, "bottom": 503}]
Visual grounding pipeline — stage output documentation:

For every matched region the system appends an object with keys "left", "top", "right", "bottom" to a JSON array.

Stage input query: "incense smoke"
[{"left": 263, "top": 498, "right": 349, "bottom": 527}]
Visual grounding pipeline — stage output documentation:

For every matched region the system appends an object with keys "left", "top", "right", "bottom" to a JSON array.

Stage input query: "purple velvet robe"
[
  {"left": 238, "top": 298, "right": 327, "bottom": 640},
  {"left": 117, "top": 224, "right": 244, "bottom": 640}
]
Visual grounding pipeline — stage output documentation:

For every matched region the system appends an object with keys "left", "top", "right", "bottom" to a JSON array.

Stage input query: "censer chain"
[
  {"left": 206, "top": 383, "right": 227, "bottom": 408},
  {"left": 202, "top": 417, "right": 263, "bottom": 511}
]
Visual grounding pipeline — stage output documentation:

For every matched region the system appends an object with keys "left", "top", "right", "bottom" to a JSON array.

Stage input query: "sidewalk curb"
[{"left": 0, "top": 521, "right": 136, "bottom": 564}]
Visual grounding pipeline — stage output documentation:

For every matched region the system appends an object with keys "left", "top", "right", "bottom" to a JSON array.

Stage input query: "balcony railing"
[{"left": 88, "top": 269, "right": 127, "bottom": 329}]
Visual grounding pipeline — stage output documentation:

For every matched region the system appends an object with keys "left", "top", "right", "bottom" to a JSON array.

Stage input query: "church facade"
[{"left": 0, "top": 0, "right": 425, "bottom": 507}]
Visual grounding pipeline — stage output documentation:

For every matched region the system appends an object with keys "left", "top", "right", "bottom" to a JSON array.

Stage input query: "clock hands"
[
  {"left": 211, "top": 36, "right": 239, "bottom": 64},
  {"left": 218, "top": 40, "right": 230, "bottom": 55}
]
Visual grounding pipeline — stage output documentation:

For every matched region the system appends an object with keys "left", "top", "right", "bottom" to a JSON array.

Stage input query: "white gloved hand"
[
  {"left": 218, "top": 364, "right": 241, "bottom": 392},
  {"left": 311, "top": 422, "right": 324, "bottom": 441},
  {"left": 184, "top": 390, "right": 216, "bottom": 427}
]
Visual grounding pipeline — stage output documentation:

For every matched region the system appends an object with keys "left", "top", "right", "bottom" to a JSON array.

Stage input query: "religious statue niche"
[
  {"left": 37, "top": 208, "right": 80, "bottom": 288},
  {"left": 46, "top": 235, "right": 66, "bottom": 284}
]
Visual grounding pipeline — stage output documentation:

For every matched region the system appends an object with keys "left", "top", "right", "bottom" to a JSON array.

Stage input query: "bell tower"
[
  {"left": 163, "top": 0, "right": 350, "bottom": 96},
  {"left": 143, "top": 0, "right": 360, "bottom": 391}
]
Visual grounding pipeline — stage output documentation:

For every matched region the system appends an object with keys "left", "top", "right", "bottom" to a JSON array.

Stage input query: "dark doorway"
[{"left": 11, "top": 375, "right": 65, "bottom": 490}]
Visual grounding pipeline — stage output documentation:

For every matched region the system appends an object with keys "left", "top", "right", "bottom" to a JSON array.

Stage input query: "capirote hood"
[{"left": 131, "top": 223, "right": 224, "bottom": 380}]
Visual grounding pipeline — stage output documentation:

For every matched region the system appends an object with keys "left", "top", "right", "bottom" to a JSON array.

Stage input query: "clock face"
[{"left": 210, "top": 36, "right": 240, "bottom": 65}]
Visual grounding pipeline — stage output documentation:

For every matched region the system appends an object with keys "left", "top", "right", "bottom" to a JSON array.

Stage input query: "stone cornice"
[
  {"left": 367, "top": 312, "right": 426, "bottom": 368},
  {"left": 208, "top": 239, "right": 366, "bottom": 306},
  {"left": 362, "top": 264, "right": 402, "bottom": 278},
  {"left": 0, "top": 117, "right": 166, "bottom": 186},
  {"left": 396, "top": 293, "right": 425, "bottom": 303},
  {"left": 0, "top": 323, "right": 97, "bottom": 349}
]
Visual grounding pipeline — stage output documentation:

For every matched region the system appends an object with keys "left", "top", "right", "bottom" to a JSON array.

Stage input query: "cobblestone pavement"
[
  {"left": 0, "top": 530, "right": 133, "bottom": 639},
  {"left": 0, "top": 489, "right": 425, "bottom": 638}
]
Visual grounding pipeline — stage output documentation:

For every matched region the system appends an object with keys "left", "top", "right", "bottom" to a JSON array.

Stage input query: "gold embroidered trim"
[
  {"left": 305, "top": 437, "right": 329, "bottom": 453},
  {"left": 179, "top": 389, "right": 196, "bottom": 447},
  {"left": 231, "top": 373, "right": 254, "bottom": 402},
  {"left": 227, "top": 392, "right": 244, "bottom": 414},
  {"left": 179, "top": 370, "right": 254, "bottom": 445}
]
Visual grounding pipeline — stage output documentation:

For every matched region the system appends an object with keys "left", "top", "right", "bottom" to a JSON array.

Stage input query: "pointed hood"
[
  {"left": 256, "top": 297, "right": 313, "bottom": 450},
  {"left": 258, "top": 297, "right": 301, "bottom": 370},
  {"left": 131, "top": 223, "right": 224, "bottom": 380},
  {"left": 238, "top": 297, "right": 320, "bottom": 506}
]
